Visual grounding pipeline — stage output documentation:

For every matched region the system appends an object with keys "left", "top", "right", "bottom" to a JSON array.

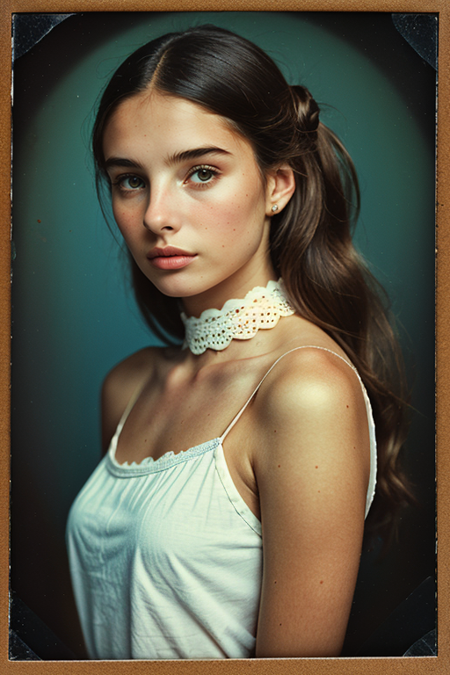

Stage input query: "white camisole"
[{"left": 66, "top": 346, "right": 377, "bottom": 660}]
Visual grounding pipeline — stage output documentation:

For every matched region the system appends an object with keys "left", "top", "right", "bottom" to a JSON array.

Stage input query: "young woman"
[{"left": 66, "top": 25, "right": 410, "bottom": 660}]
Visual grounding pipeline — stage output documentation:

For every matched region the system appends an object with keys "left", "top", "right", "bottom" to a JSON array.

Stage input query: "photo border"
[{"left": 1, "top": 1, "right": 447, "bottom": 673}]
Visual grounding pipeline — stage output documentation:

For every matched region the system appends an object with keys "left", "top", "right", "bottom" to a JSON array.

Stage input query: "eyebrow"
[
  {"left": 166, "top": 146, "right": 232, "bottom": 165},
  {"left": 104, "top": 157, "right": 144, "bottom": 171},
  {"left": 104, "top": 147, "right": 231, "bottom": 171}
]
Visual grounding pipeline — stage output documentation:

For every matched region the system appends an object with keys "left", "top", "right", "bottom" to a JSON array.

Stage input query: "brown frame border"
[{"left": 1, "top": 1, "right": 447, "bottom": 673}]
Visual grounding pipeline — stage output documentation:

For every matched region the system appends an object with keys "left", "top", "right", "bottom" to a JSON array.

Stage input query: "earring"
[{"left": 271, "top": 204, "right": 279, "bottom": 213}]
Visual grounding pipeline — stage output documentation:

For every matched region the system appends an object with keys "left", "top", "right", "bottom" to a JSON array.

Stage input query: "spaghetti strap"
[
  {"left": 116, "top": 378, "right": 149, "bottom": 434},
  {"left": 219, "top": 345, "right": 360, "bottom": 442}
]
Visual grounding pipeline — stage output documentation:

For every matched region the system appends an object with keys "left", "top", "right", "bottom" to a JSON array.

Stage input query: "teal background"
[{"left": 11, "top": 12, "right": 435, "bottom": 657}]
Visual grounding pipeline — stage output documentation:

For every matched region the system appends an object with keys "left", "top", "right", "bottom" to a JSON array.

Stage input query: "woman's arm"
[{"left": 253, "top": 349, "right": 370, "bottom": 657}]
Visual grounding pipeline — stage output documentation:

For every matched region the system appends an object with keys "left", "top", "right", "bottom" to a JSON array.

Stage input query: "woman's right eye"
[{"left": 112, "top": 175, "right": 146, "bottom": 192}]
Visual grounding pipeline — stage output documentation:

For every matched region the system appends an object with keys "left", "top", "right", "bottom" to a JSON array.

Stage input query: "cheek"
[
  {"left": 201, "top": 177, "right": 265, "bottom": 235},
  {"left": 217, "top": 189, "right": 266, "bottom": 240},
  {"left": 111, "top": 201, "right": 138, "bottom": 239}
]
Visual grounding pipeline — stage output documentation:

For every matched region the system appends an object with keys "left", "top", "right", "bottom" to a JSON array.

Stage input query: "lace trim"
[
  {"left": 181, "top": 279, "right": 295, "bottom": 355},
  {"left": 107, "top": 435, "right": 221, "bottom": 475}
]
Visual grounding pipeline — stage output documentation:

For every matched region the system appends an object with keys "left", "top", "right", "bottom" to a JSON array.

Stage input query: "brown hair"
[{"left": 92, "top": 24, "right": 413, "bottom": 539}]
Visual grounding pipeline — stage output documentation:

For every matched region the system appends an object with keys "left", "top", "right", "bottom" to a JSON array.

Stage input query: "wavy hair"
[{"left": 92, "top": 24, "right": 413, "bottom": 539}]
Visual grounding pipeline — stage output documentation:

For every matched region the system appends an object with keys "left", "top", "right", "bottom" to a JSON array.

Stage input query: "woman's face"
[{"left": 102, "top": 91, "right": 277, "bottom": 313}]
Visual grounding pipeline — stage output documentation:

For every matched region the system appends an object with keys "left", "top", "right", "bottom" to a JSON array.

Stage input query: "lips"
[
  {"left": 147, "top": 246, "right": 193, "bottom": 259},
  {"left": 147, "top": 246, "right": 197, "bottom": 270}
]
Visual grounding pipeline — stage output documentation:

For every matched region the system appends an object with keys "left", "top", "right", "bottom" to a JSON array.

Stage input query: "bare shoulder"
[
  {"left": 253, "top": 346, "right": 370, "bottom": 497},
  {"left": 256, "top": 346, "right": 366, "bottom": 428},
  {"left": 103, "top": 346, "right": 160, "bottom": 391},
  {"left": 101, "top": 347, "right": 164, "bottom": 452}
]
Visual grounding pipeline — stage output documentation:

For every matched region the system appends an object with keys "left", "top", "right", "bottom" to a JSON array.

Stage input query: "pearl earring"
[{"left": 271, "top": 204, "right": 279, "bottom": 213}]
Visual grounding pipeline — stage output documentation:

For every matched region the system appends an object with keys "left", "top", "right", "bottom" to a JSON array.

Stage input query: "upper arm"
[
  {"left": 254, "top": 351, "right": 370, "bottom": 657},
  {"left": 100, "top": 347, "right": 157, "bottom": 454}
]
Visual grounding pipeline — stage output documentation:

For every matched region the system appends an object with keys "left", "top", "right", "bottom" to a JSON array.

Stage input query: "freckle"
[
  {"left": 318, "top": 490, "right": 320, "bottom": 493},
  {"left": 320, "top": 580, "right": 323, "bottom": 584},
  {"left": 315, "top": 465, "right": 318, "bottom": 469},
  {"left": 274, "top": 429, "right": 277, "bottom": 433},
  {"left": 278, "top": 464, "right": 281, "bottom": 468},
  {"left": 346, "top": 405, "right": 349, "bottom": 408}
]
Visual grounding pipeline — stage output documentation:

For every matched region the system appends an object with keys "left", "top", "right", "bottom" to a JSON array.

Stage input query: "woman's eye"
[
  {"left": 188, "top": 166, "right": 217, "bottom": 185},
  {"left": 114, "top": 175, "right": 145, "bottom": 191}
]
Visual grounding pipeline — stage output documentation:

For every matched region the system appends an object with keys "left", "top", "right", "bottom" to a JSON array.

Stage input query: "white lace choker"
[{"left": 180, "top": 279, "right": 295, "bottom": 355}]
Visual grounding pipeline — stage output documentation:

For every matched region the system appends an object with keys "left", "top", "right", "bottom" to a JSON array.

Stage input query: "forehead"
[{"left": 102, "top": 91, "right": 252, "bottom": 159}]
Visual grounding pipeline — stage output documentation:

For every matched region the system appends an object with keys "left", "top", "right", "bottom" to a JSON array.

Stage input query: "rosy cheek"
[{"left": 219, "top": 194, "right": 262, "bottom": 232}]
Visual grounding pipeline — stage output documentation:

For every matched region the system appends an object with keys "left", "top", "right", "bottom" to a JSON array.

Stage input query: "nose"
[{"left": 142, "top": 183, "right": 181, "bottom": 234}]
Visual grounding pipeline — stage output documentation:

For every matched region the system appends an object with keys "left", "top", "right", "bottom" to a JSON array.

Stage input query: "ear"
[{"left": 265, "top": 165, "right": 296, "bottom": 216}]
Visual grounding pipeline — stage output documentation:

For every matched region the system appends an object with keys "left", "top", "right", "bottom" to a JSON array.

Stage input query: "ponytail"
[{"left": 271, "top": 86, "right": 413, "bottom": 540}]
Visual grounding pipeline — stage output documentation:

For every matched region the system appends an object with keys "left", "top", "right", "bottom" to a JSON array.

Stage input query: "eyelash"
[
  {"left": 111, "top": 174, "right": 145, "bottom": 193},
  {"left": 110, "top": 164, "right": 220, "bottom": 194},
  {"left": 185, "top": 164, "right": 220, "bottom": 188}
]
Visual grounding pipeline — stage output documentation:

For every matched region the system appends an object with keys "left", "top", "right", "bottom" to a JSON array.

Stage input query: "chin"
[
  {"left": 147, "top": 276, "right": 202, "bottom": 300},
  {"left": 143, "top": 265, "right": 246, "bottom": 303}
]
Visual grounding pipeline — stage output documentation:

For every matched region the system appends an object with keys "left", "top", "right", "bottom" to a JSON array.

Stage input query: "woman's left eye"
[{"left": 187, "top": 166, "right": 218, "bottom": 185}]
